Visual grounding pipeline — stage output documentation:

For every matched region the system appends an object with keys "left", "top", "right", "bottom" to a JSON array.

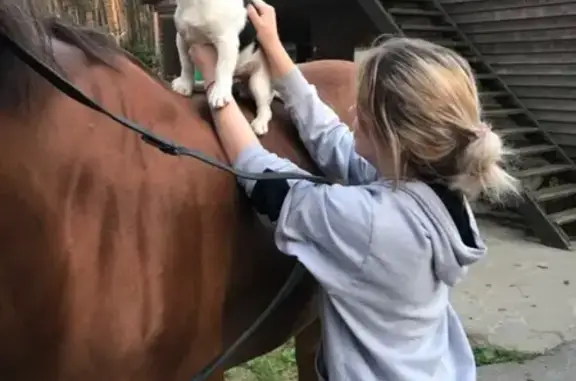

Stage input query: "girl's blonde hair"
[{"left": 356, "top": 37, "right": 520, "bottom": 202}]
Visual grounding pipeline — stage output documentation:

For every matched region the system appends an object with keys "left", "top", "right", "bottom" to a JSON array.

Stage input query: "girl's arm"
[
  {"left": 210, "top": 100, "right": 374, "bottom": 292},
  {"left": 263, "top": 41, "right": 378, "bottom": 185}
]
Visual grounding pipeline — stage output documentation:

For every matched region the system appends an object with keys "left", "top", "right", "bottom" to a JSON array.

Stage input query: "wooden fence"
[{"left": 44, "top": 0, "right": 157, "bottom": 66}]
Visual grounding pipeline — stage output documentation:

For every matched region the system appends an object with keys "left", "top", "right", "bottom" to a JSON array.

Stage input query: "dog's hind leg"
[
  {"left": 208, "top": 34, "right": 239, "bottom": 109},
  {"left": 172, "top": 33, "right": 195, "bottom": 96},
  {"left": 248, "top": 61, "right": 273, "bottom": 136}
]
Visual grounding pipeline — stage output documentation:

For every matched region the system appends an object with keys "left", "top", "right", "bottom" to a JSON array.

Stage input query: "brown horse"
[{"left": 0, "top": 2, "right": 357, "bottom": 380}]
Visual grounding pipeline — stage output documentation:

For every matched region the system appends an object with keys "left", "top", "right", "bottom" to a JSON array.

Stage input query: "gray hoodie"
[{"left": 233, "top": 67, "right": 485, "bottom": 381}]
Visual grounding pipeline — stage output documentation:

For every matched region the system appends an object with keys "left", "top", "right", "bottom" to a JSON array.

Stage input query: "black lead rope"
[
  {"left": 190, "top": 263, "right": 307, "bottom": 381},
  {"left": 3, "top": 35, "right": 329, "bottom": 380},
  {"left": 3, "top": 35, "right": 331, "bottom": 185}
]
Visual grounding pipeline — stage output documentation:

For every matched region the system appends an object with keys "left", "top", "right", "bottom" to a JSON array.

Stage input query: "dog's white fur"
[{"left": 172, "top": 0, "right": 273, "bottom": 135}]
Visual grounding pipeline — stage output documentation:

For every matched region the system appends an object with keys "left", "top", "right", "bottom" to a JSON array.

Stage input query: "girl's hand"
[
  {"left": 247, "top": 0, "right": 281, "bottom": 52},
  {"left": 189, "top": 43, "right": 218, "bottom": 85}
]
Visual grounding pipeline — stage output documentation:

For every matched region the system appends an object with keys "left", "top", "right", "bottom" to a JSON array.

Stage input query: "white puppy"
[{"left": 171, "top": 0, "right": 273, "bottom": 135}]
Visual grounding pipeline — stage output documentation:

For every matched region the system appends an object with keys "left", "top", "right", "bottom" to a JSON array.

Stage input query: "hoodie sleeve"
[
  {"left": 273, "top": 67, "right": 378, "bottom": 186},
  {"left": 234, "top": 143, "right": 374, "bottom": 292}
]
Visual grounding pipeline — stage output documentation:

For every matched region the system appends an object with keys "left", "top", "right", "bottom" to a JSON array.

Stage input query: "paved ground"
[
  {"left": 452, "top": 219, "right": 576, "bottom": 353},
  {"left": 451, "top": 219, "right": 576, "bottom": 380},
  {"left": 477, "top": 341, "right": 576, "bottom": 381}
]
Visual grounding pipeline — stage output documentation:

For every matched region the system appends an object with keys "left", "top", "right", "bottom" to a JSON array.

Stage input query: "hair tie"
[{"left": 476, "top": 123, "right": 490, "bottom": 139}]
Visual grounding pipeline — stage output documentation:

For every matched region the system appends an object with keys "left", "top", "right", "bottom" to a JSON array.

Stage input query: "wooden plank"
[
  {"left": 501, "top": 75, "right": 576, "bottom": 88},
  {"left": 483, "top": 53, "right": 576, "bottom": 65},
  {"left": 458, "top": 15, "right": 576, "bottom": 33},
  {"left": 442, "top": 0, "right": 576, "bottom": 15},
  {"left": 498, "top": 126, "right": 540, "bottom": 136},
  {"left": 531, "top": 110, "right": 576, "bottom": 123},
  {"left": 470, "top": 27, "right": 576, "bottom": 44},
  {"left": 540, "top": 123, "right": 576, "bottom": 135},
  {"left": 389, "top": 8, "right": 442, "bottom": 16},
  {"left": 450, "top": 3, "right": 576, "bottom": 24},
  {"left": 440, "top": 0, "right": 485, "bottom": 3},
  {"left": 512, "top": 87, "right": 576, "bottom": 100},
  {"left": 476, "top": 40, "right": 576, "bottom": 54},
  {"left": 513, "top": 164, "right": 573, "bottom": 178},
  {"left": 549, "top": 207, "right": 576, "bottom": 226},
  {"left": 542, "top": 120, "right": 576, "bottom": 129},
  {"left": 494, "top": 65, "right": 576, "bottom": 75},
  {"left": 562, "top": 146, "right": 576, "bottom": 158},
  {"left": 521, "top": 99, "right": 576, "bottom": 112},
  {"left": 511, "top": 145, "right": 557, "bottom": 156},
  {"left": 534, "top": 184, "right": 576, "bottom": 202}
]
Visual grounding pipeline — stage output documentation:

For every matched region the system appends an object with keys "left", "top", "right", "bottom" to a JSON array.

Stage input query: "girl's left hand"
[
  {"left": 247, "top": 0, "right": 281, "bottom": 52},
  {"left": 189, "top": 43, "right": 218, "bottom": 85}
]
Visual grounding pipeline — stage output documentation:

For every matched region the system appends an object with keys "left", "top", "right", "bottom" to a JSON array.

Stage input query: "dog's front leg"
[
  {"left": 171, "top": 33, "right": 195, "bottom": 96},
  {"left": 208, "top": 34, "right": 239, "bottom": 108},
  {"left": 249, "top": 62, "right": 274, "bottom": 135}
]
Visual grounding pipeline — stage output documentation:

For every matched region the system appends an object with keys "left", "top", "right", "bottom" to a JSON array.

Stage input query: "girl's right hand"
[{"left": 247, "top": 0, "right": 281, "bottom": 51}]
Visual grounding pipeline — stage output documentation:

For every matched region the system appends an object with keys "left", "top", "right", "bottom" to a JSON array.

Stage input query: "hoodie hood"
[{"left": 402, "top": 182, "right": 487, "bottom": 286}]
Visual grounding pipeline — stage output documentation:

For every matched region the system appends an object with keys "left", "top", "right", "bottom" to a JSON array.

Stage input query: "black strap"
[
  {"left": 2, "top": 33, "right": 328, "bottom": 381},
  {"left": 2, "top": 34, "right": 331, "bottom": 185},
  {"left": 190, "top": 263, "right": 307, "bottom": 381}
]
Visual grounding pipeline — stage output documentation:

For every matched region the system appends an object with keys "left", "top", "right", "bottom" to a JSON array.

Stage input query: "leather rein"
[{"left": 2, "top": 33, "right": 331, "bottom": 381}]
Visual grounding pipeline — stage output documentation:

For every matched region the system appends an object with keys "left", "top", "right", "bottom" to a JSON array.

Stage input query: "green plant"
[
  {"left": 122, "top": 42, "right": 159, "bottom": 70},
  {"left": 224, "top": 341, "right": 543, "bottom": 380},
  {"left": 473, "top": 345, "right": 540, "bottom": 366},
  {"left": 225, "top": 342, "right": 297, "bottom": 381}
]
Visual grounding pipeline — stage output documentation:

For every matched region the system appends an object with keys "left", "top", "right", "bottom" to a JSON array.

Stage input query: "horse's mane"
[{"left": 0, "top": 0, "right": 156, "bottom": 114}]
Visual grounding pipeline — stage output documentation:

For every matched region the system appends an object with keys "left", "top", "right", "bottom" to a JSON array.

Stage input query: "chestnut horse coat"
[{"left": 0, "top": 4, "right": 357, "bottom": 381}]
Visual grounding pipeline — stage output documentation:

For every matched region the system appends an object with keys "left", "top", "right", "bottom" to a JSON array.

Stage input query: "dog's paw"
[
  {"left": 251, "top": 117, "right": 269, "bottom": 136},
  {"left": 171, "top": 76, "right": 194, "bottom": 96},
  {"left": 208, "top": 81, "right": 233, "bottom": 109}
]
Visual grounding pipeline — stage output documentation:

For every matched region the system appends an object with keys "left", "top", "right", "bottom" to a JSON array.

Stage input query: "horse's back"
[{"left": 0, "top": 32, "right": 357, "bottom": 380}]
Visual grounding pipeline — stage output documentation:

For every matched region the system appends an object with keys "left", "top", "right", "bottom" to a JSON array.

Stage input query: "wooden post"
[
  {"left": 276, "top": 11, "right": 313, "bottom": 63},
  {"left": 157, "top": 4, "right": 180, "bottom": 79},
  {"left": 309, "top": 1, "right": 386, "bottom": 61},
  {"left": 153, "top": 10, "right": 161, "bottom": 57},
  {"left": 310, "top": 4, "right": 358, "bottom": 60}
]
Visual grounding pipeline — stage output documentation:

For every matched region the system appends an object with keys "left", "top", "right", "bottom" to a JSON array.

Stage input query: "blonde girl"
[{"left": 190, "top": 1, "right": 519, "bottom": 379}]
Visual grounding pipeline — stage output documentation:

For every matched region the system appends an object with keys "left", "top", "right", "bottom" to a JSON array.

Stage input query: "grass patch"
[
  {"left": 473, "top": 345, "right": 540, "bottom": 366},
  {"left": 225, "top": 341, "right": 297, "bottom": 381},
  {"left": 224, "top": 342, "right": 541, "bottom": 380}
]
